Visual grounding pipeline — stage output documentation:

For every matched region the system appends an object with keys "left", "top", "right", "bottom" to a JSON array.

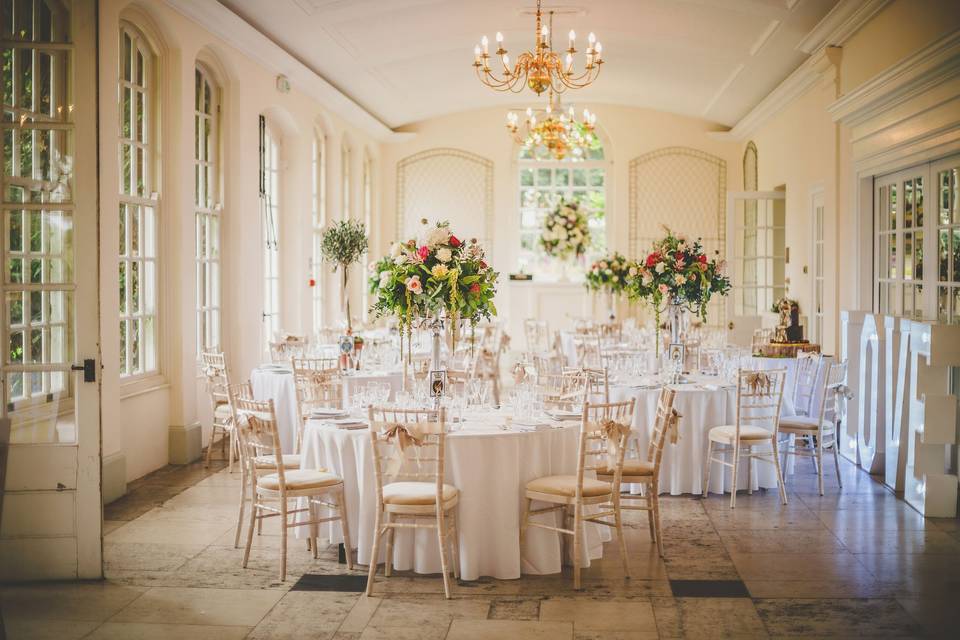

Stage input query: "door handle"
[{"left": 71, "top": 359, "right": 96, "bottom": 383}]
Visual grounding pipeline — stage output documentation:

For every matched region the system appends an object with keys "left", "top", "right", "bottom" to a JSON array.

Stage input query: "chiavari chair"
[
  {"left": 597, "top": 388, "right": 677, "bottom": 556},
  {"left": 779, "top": 361, "right": 847, "bottom": 495},
  {"left": 523, "top": 318, "right": 551, "bottom": 354},
  {"left": 520, "top": 399, "right": 634, "bottom": 589},
  {"left": 703, "top": 368, "right": 788, "bottom": 507},
  {"left": 365, "top": 406, "right": 460, "bottom": 599},
  {"left": 233, "top": 393, "right": 351, "bottom": 581},
  {"left": 563, "top": 366, "right": 609, "bottom": 404},
  {"left": 293, "top": 376, "right": 343, "bottom": 452},
  {"left": 200, "top": 351, "right": 237, "bottom": 470}
]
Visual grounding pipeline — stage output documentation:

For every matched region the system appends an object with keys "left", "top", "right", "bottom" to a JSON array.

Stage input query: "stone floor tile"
[
  {"left": 104, "top": 517, "right": 234, "bottom": 546},
  {"left": 743, "top": 579, "right": 898, "bottom": 599},
  {"left": 833, "top": 527, "right": 960, "bottom": 555},
  {"left": 0, "top": 583, "right": 147, "bottom": 623},
  {"left": 85, "top": 622, "right": 251, "bottom": 639},
  {"left": 662, "top": 536, "right": 739, "bottom": 580},
  {"left": 652, "top": 597, "right": 769, "bottom": 639},
  {"left": 896, "top": 596, "right": 960, "bottom": 639},
  {"left": 539, "top": 597, "right": 657, "bottom": 632},
  {"left": 447, "top": 618, "right": 573, "bottom": 639},
  {"left": 102, "top": 520, "right": 126, "bottom": 535},
  {"left": 817, "top": 507, "right": 928, "bottom": 533},
  {"left": 718, "top": 529, "right": 845, "bottom": 555},
  {"left": 247, "top": 590, "right": 360, "bottom": 639},
  {"left": 358, "top": 626, "right": 448, "bottom": 640},
  {"left": 729, "top": 551, "right": 874, "bottom": 583},
  {"left": 0, "top": 618, "right": 100, "bottom": 640},
  {"left": 108, "top": 586, "right": 284, "bottom": 626},
  {"left": 103, "top": 484, "right": 184, "bottom": 521},
  {"left": 707, "top": 507, "right": 824, "bottom": 532},
  {"left": 104, "top": 542, "right": 207, "bottom": 573},
  {"left": 487, "top": 597, "right": 541, "bottom": 620},
  {"left": 338, "top": 595, "right": 382, "bottom": 633},
  {"left": 366, "top": 595, "right": 491, "bottom": 628},
  {"left": 754, "top": 598, "right": 923, "bottom": 638}
]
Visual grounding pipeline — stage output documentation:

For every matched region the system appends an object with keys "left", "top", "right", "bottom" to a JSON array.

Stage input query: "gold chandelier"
[
  {"left": 473, "top": 0, "right": 604, "bottom": 95},
  {"left": 506, "top": 89, "right": 598, "bottom": 160}
]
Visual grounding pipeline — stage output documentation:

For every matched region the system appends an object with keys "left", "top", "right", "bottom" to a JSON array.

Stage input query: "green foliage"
[{"left": 320, "top": 219, "right": 368, "bottom": 269}]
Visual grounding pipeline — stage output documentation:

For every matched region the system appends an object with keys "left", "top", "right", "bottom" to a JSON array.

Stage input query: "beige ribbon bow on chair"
[
  {"left": 384, "top": 423, "right": 423, "bottom": 476},
  {"left": 600, "top": 419, "right": 632, "bottom": 470},
  {"left": 745, "top": 371, "right": 772, "bottom": 395},
  {"left": 666, "top": 408, "right": 682, "bottom": 444}
]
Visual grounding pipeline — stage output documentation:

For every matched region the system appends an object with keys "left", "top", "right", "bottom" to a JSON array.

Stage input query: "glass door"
[
  {"left": 726, "top": 190, "right": 786, "bottom": 328},
  {"left": 1, "top": 0, "right": 101, "bottom": 580}
]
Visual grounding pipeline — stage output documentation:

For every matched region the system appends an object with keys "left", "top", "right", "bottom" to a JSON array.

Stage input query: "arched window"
[
  {"left": 341, "top": 142, "right": 352, "bottom": 219},
  {"left": 361, "top": 152, "right": 373, "bottom": 321},
  {"left": 118, "top": 23, "right": 159, "bottom": 377},
  {"left": 517, "top": 134, "right": 607, "bottom": 274},
  {"left": 259, "top": 116, "right": 280, "bottom": 344},
  {"left": 195, "top": 63, "right": 220, "bottom": 353},
  {"left": 311, "top": 131, "right": 326, "bottom": 331}
]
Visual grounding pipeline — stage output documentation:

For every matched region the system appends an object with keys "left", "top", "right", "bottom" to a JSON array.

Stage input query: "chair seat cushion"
[
  {"left": 526, "top": 475, "right": 612, "bottom": 498},
  {"left": 779, "top": 416, "right": 832, "bottom": 432},
  {"left": 214, "top": 403, "right": 232, "bottom": 421},
  {"left": 708, "top": 424, "right": 775, "bottom": 442},
  {"left": 258, "top": 469, "right": 341, "bottom": 491},
  {"left": 253, "top": 454, "right": 302, "bottom": 469},
  {"left": 596, "top": 460, "right": 655, "bottom": 477},
  {"left": 382, "top": 481, "right": 458, "bottom": 505}
]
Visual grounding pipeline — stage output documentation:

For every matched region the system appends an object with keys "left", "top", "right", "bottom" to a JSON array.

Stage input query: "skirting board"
[
  {"left": 169, "top": 422, "right": 203, "bottom": 465},
  {"left": 102, "top": 451, "right": 127, "bottom": 505}
]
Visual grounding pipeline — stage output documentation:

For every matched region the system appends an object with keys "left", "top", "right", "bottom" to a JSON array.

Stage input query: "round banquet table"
[
  {"left": 296, "top": 414, "right": 609, "bottom": 581},
  {"left": 249, "top": 366, "right": 404, "bottom": 454},
  {"left": 609, "top": 375, "right": 781, "bottom": 496}
]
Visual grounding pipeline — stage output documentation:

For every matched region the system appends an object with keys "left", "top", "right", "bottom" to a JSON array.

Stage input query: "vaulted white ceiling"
[{"left": 218, "top": 0, "right": 841, "bottom": 129}]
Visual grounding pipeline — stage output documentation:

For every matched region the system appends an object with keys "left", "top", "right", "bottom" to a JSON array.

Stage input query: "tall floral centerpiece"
[
  {"left": 369, "top": 220, "right": 499, "bottom": 374},
  {"left": 320, "top": 219, "right": 368, "bottom": 332},
  {"left": 626, "top": 228, "right": 730, "bottom": 355},
  {"left": 585, "top": 252, "right": 631, "bottom": 319},
  {"left": 540, "top": 199, "right": 591, "bottom": 279}
]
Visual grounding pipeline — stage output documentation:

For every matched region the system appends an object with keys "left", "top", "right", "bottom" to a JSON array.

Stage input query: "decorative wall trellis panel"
[
  {"left": 629, "top": 147, "right": 727, "bottom": 324},
  {"left": 397, "top": 148, "right": 494, "bottom": 251}
]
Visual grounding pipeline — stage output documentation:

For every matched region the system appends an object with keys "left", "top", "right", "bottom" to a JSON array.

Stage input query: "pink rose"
[{"left": 405, "top": 275, "right": 423, "bottom": 295}]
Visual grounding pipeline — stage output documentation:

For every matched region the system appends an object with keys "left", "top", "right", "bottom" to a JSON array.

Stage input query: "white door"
[
  {"left": 726, "top": 190, "right": 787, "bottom": 338},
  {"left": 0, "top": 0, "right": 102, "bottom": 580},
  {"left": 810, "top": 188, "right": 825, "bottom": 344}
]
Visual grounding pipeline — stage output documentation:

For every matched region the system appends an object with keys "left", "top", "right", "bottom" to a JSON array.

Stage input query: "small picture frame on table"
[
  {"left": 429, "top": 370, "right": 447, "bottom": 398},
  {"left": 667, "top": 343, "right": 685, "bottom": 370}
]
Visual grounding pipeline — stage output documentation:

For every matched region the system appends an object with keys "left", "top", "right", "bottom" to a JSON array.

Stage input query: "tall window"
[
  {"left": 195, "top": 65, "right": 220, "bottom": 353},
  {"left": 311, "top": 132, "right": 326, "bottom": 330},
  {"left": 811, "top": 192, "right": 825, "bottom": 343},
  {"left": 118, "top": 24, "right": 158, "bottom": 377},
  {"left": 875, "top": 155, "right": 960, "bottom": 323},
  {"left": 732, "top": 194, "right": 785, "bottom": 317},
  {"left": 517, "top": 142, "right": 606, "bottom": 274},
  {"left": 341, "top": 142, "right": 351, "bottom": 219},
  {"left": 362, "top": 152, "right": 373, "bottom": 321},
  {"left": 259, "top": 116, "right": 280, "bottom": 343},
  {"left": 3, "top": 0, "right": 73, "bottom": 408}
]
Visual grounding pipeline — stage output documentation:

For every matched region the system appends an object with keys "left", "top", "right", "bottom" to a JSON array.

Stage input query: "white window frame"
[
  {"left": 311, "top": 132, "right": 326, "bottom": 331},
  {"left": 729, "top": 191, "right": 786, "bottom": 318},
  {"left": 341, "top": 142, "right": 352, "bottom": 220},
  {"left": 260, "top": 117, "right": 280, "bottom": 345},
  {"left": 516, "top": 158, "right": 607, "bottom": 275},
  {"left": 361, "top": 152, "right": 373, "bottom": 322},
  {"left": 195, "top": 64, "right": 220, "bottom": 354},
  {"left": 118, "top": 23, "right": 159, "bottom": 379},
  {"left": 810, "top": 187, "right": 825, "bottom": 344}
]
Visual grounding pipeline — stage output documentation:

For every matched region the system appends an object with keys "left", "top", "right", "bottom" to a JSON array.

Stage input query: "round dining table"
[
  {"left": 249, "top": 365, "right": 404, "bottom": 453},
  {"left": 295, "top": 412, "right": 609, "bottom": 581}
]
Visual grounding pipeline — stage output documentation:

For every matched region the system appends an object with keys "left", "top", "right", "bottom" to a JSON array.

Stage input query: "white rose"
[
  {"left": 655, "top": 262, "right": 666, "bottom": 274},
  {"left": 389, "top": 242, "right": 403, "bottom": 258},
  {"left": 393, "top": 254, "right": 407, "bottom": 265},
  {"left": 628, "top": 266, "right": 638, "bottom": 277},
  {"left": 642, "top": 272, "right": 653, "bottom": 286},
  {"left": 557, "top": 228, "right": 568, "bottom": 240},
  {"left": 378, "top": 271, "right": 391, "bottom": 288},
  {"left": 436, "top": 247, "right": 452, "bottom": 263},
  {"left": 605, "top": 268, "right": 613, "bottom": 275}
]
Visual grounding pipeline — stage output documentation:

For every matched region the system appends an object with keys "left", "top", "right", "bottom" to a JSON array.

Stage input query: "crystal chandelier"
[
  {"left": 473, "top": 0, "right": 604, "bottom": 95},
  {"left": 506, "top": 89, "right": 598, "bottom": 161}
]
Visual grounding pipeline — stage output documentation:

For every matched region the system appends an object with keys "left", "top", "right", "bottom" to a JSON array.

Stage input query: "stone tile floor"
[{"left": 3, "top": 454, "right": 959, "bottom": 639}]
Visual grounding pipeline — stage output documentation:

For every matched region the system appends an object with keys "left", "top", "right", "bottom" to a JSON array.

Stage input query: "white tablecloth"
[
  {"left": 610, "top": 377, "right": 781, "bottom": 496},
  {"left": 250, "top": 366, "right": 404, "bottom": 454},
  {"left": 297, "top": 415, "right": 608, "bottom": 581}
]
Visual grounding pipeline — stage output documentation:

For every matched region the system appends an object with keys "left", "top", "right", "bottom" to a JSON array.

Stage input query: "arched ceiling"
[{"left": 218, "top": 0, "right": 842, "bottom": 129}]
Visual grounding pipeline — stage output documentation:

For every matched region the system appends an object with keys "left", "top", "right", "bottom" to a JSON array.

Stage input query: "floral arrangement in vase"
[
  {"left": 626, "top": 228, "right": 730, "bottom": 352},
  {"left": 539, "top": 199, "right": 591, "bottom": 261},
  {"left": 585, "top": 252, "right": 632, "bottom": 296},
  {"left": 320, "top": 219, "right": 368, "bottom": 332},
  {"left": 368, "top": 219, "right": 499, "bottom": 341}
]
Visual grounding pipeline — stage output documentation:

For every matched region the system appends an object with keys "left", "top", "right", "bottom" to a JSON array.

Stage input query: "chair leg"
[
  {"left": 729, "top": 444, "right": 740, "bottom": 509},
  {"left": 338, "top": 486, "right": 354, "bottom": 570},
  {"left": 572, "top": 503, "right": 583, "bottom": 590},
  {"left": 702, "top": 440, "right": 714, "bottom": 498},
  {"left": 437, "top": 510, "right": 452, "bottom": 599},
  {"left": 747, "top": 452, "right": 754, "bottom": 495},
  {"left": 234, "top": 464, "right": 247, "bottom": 548},
  {"left": 227, "top": 431, "right": 234, "bottom": 473},
  {"left": 817, "top": 439, "right": 825, "bottom": 496},
  {"left": 832, "top": 440, "right": 843, "bottom": 488},
  {"left": 519, "top": 497, "right": 532, "bottom": 545},
  {"left": 451, "top": 507, "right": 461, "bottom": 580},
  {"left": 205, "top": 425, "right": 217, "bottom": 468},
  {"left": 242, "top": 492, "right": 257, "bottom": 568},
  {"left": 365, "top": 508, "right": 382, "bottom": 597},
  {"left": 614, "top": 496, "right": 630, "bottom": 579},
  {"left": 652, "top": 491, "right": 664, "bottom": 558},
  {"left": 310, "top": 517, "right": 319, "bottom": 560},
  {"left": 280, "top": 498, "right": 289, "bottom": 582},
  {"left": 646, "top": 491, "right": 656, "bottom": 544},
  {"left": 384, "top": 512, "right": 394, "bottom": 578},
  {"left": 771, "top": 437, "right": 788, "bottom": 505}
]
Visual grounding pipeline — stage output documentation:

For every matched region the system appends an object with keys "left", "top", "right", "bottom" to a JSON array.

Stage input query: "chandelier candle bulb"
[
  {"left": 568, "top": 30, "right": 576, "bottom": 49},
  {"left": 481, "top": 34, "right": 489, "bottom": 54}
]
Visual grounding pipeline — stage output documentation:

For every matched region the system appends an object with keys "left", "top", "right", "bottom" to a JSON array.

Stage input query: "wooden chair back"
[
  {"left": 232, "top": 394, "right": 284, "bottom": 488},
  {"left": 734, "top": 368, "right": 787, "bottom": 439},
  {"left": 367, "top": 406, "right": 447, "bottom": 504},
  {"left": 200, "top": 351, "right": 231, "bottom": 411},
  {"left": 578, "top": 399, "right": 636, "bottom": 495},
  {"left": 793, "top": 351, "right": 824, "bottom": 417},
  {"left": 645, "top": 388, "right": 678, "bottom": 471}
]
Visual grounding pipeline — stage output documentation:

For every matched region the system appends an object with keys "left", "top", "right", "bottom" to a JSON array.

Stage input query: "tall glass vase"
[{"left": 667, "top": 295, "right": 686, "bottom": 344}]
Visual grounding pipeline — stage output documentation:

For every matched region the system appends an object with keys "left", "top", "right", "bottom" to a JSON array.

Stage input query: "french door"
[
  {"left": 0, "top": 0, "right": 101, "bottom": 580},
  {"left": 874, "top": 154, "right": 960, "bottom": 322},
  {"left": 726, "top": 190, "right": 786, "bottom": 327}
]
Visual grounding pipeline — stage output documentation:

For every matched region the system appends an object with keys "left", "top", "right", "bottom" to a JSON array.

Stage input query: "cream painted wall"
[
  {"left": 98, "top": 0, "right": 381, "bottom": 483},
  {"left": 378, "top": 105, "right": 743, "bottom": 324}
]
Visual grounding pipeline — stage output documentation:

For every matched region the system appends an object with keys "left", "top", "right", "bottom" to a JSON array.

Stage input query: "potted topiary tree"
[{"left": 320, "top": 219, "right": 368, "bottom": 332}]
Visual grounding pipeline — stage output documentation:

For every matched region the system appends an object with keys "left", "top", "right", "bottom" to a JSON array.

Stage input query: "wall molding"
[
  {"left": 162, "top": 0, "right": 412, "bottom": 142},
  {"left": 796, "top": 0, "right": 892, "bottom": 54},
  {"left": 828, "top": 30, "right": 960, "bottom": 126}
]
